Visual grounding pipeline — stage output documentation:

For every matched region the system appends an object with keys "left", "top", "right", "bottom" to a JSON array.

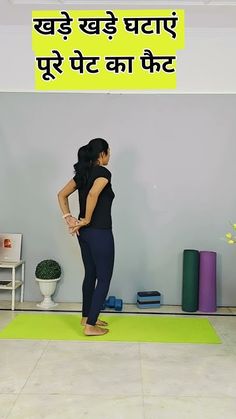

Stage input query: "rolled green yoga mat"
[{"left": 182, "top": 249, "right": 200, "bottom": 312}]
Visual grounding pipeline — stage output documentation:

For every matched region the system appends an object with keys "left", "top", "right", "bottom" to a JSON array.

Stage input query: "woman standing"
[{"left": 57, "top": 138, "right": 115, "bottom": 336}]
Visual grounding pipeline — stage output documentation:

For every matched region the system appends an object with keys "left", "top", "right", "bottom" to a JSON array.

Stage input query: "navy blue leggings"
[{"left": 77, "top": 228, "right": 115, "bottom": 326}]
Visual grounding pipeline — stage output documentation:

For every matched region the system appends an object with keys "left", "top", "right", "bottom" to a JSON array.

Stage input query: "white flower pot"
[{"left": 36, "top": 277, "right": 60, "bottom": 309}]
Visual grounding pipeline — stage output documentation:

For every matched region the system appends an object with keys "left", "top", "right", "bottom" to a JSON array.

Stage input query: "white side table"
[{"left": 0, "top": 260, "right": 25, "bottom": 310}]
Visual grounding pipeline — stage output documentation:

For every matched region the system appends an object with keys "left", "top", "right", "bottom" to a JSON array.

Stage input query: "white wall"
[{"left": 0, "top": 93, "right": 236, "bottom": 305}]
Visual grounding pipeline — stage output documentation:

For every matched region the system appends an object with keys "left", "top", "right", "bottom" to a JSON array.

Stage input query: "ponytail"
[{"left": 73, "top": 138, "right": 109, "bottom": 189}]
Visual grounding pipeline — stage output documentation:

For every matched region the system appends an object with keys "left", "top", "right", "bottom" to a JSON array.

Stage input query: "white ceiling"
[
  {"left": 0, "top": 0, "right": 235, "bottom": 26},
  {"left": 7, "top": 0, "right": 236, "bottom": 4}
]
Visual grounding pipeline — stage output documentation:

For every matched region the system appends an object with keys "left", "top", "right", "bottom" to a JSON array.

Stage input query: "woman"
[{"left": 57, "top": 138, "right": 115, "bottom": 336}]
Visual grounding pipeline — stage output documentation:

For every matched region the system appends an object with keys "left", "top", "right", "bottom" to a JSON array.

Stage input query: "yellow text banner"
[{"left": 32, "top": 9, "right": 185, "bottom": 90}]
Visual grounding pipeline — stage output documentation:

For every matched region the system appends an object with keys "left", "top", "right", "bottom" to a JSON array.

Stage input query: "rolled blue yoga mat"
[{"left": 182, "top": 249, "right": 200, "bottom": 312}]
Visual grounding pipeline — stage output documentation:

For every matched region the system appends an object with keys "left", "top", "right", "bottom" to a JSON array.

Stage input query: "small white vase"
[{"left": 36, "top": 277, "right": 60, "bottom": 309}]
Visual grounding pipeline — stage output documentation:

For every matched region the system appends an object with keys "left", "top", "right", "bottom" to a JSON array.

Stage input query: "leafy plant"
[
  {"left": 35, "top": 259, "right": 61, "bottom": 279},
  {"left": 225, "top": 223, "right": 236, "bottom": 244}
]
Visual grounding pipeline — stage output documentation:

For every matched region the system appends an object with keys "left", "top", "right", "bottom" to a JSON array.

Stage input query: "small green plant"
[
  {"left": 35, "top": 259, "right": 61, "bottom": 279},
  {"left": 225, "top": 222, "right": 236, "bottom": 244}
]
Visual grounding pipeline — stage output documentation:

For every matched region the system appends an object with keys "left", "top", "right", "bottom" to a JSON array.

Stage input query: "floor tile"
[
  {"left": 0, "top": 394, "right": 18, "bottom": 419},
  {"left": 144, "top": 396, "right": 236, "bottom": 419},
  {"left": 1, "top": 305, "right": 236, "bottom": 419},
  {"left": 0, "top": 311, "right": 16, "bottom": 330},
  {"left": 1, "top": 301, "right": 233, "bottom": 315},
  {"left": 0, "top": 301, "right": 83, "bottom": 312},
  {"left": 0, "top": 340, "right": 48, "bottom": 394},
  {"left": 7, "top": 394, "right": 144, "bottom": 419},
  {"left": 228, "top": 307, "right": 236, "bottom": 315},
  {"left": 196, "top": 307, "right": 231, "bottom": 315},
  {"left": 210, "top": 316, "right": 236, "bottom": 345},
  {"left": 21, "top": 341, "right": 143, "bottom": 396},
  {"left": 140, "top": 343, "right": 236, "bottom": 397},
  {"left": 0, "top": 301, "right": 13, "bottom": 310},
  {"left": 96, "top": 304, "right": 231, "bottom": 316}
]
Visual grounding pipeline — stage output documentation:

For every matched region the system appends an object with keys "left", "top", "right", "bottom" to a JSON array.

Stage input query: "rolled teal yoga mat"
[
  {"left": 0, "top": 314, "right": 221, "bottom": 344},
  {"left": 182, "top": 249, "right": 200, "bottom": 312}
]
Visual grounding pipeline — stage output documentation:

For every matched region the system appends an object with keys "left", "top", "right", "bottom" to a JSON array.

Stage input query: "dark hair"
[{"left": 73, "top": 138, "right": 109, "bottom": 188}]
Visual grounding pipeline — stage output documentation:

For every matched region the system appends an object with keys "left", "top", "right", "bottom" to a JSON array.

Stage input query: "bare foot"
[
  {"left": 81, "top": 317, "right": 108, "bottom": 327},
  {"left": 84, "top": 324, "right": 109, "bottom": 336}
]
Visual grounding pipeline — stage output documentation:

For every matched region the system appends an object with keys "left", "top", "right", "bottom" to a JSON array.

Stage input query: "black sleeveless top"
[{"left": 73, "top": 165, "right": 115, "bottom": 229}]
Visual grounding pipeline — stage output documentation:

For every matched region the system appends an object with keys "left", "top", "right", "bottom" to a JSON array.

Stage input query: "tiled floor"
[{"left": 0, "top": 302, "right": 236, "bottom": 419}]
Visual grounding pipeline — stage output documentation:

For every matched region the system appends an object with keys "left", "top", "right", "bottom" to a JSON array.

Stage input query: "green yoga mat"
[
  {"left": 0, "top": 314, "right": 220, "bottom": 344},
  {"left": 182, "top": 249, "right": 200, "bottom": 312}
]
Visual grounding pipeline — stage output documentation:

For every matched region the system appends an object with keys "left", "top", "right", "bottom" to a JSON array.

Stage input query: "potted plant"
[{"left": 35, "top": 259, "right": 61, "bottom": 309}]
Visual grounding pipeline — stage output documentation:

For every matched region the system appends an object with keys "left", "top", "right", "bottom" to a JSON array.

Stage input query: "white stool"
[{"left": 0, "top": 260, "right": 25, "bottom": 310}]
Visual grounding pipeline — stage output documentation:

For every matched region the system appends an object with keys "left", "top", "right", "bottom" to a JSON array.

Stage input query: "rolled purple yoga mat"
[{"left": 199, "top": 251, "right": 217, "bottom": 312}]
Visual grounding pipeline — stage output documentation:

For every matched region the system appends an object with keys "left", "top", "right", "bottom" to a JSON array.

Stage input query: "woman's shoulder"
[{"left": 92, "top": 165, "right": 112, "bottom": 179}]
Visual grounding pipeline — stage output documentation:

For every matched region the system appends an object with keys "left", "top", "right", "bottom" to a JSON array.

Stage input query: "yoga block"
[
  {"left": 137, "top": 302, "right": 161, "bottom": 309},
  {"left": 137, "top": 291, "right": 161, "bottom": 309}
]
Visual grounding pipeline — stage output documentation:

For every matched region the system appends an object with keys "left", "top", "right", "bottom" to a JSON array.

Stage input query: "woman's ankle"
[{"left": 85, "top": 323, "right": 96, "bottom": 328}]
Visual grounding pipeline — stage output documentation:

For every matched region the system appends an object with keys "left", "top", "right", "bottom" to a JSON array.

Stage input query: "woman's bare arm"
[
  {"left": 84, "top": 177, "right": 109, "bottom": 224},
  {"left": 57, "top": 179, "right": 80, "bottom": 235},
  {"left": 57, "top": 178, "right": 77, "bottom": 216},
  {"left": 70, "top": 177, "right": 109, "bottom": 234}
]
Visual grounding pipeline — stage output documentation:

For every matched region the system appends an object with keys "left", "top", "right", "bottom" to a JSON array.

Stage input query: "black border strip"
[
  {"left": 137, "top": 300, "right": 161, "bottom": 305},
  {"left": 0, "top": 308, "right": 236, "bottom": 317}
]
